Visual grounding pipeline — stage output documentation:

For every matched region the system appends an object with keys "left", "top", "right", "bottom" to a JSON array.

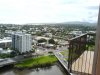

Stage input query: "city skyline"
[{"left": 0, "top": 0, "right": 99, "bottom": 24}]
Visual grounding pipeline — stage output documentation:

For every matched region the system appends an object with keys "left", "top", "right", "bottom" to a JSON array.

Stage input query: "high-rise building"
[{"left": 12, "top": 33, "right": 32, "bottom": 53}]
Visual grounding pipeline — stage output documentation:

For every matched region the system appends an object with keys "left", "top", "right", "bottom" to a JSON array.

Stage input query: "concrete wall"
[{"left": 92, "top": 6, "right": 100, "bottom": 75}]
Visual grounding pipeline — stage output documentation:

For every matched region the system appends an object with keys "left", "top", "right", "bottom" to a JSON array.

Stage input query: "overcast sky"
[{"left": 0, "top": 0, "right": 99, "bottom": 24}]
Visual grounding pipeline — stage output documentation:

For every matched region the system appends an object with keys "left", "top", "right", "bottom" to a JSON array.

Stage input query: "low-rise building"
[
  {"left": 0, "top": 37, "right": 12, "bottom": 48},
  {"left": 44, "top": 33, "right": 52, "bottom": 37}
]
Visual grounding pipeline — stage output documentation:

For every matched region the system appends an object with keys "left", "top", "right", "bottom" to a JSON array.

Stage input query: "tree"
[
  {"left": 48, "top": 39, "right": 55, "bottom": 44},
  {"left": 10, "top": 51, "right": 17, "bottom": 57},
  {"left": 38, "top": 38, "right": 47, "bottom": 43},
  {"left": 48, "top": 51, "right": 53, "bottom": 55}
]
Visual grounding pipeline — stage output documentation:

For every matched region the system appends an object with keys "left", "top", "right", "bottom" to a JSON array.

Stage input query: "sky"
[{"left": 0, "top": 0, "right": 99, "bottom": 24}]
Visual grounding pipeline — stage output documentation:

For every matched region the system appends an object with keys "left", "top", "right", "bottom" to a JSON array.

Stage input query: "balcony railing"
[{"left": 68, "top": 33, "right": 96, "bottom": 75}]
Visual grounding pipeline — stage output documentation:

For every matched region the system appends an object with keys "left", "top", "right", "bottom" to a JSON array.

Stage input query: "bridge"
[
  {"left": 0, "top": 58, "right": 16, "bottom": 67},
  {"left": 0, "top": 55, "right": 25, "bottom": 67},
  {"left": 54, "top": 51, "right": 76, "bottom": 75}
]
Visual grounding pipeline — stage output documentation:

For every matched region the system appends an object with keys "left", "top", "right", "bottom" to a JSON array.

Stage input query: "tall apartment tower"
[{"left": 12, "top": 33, "right": 32, "bottom": 53}]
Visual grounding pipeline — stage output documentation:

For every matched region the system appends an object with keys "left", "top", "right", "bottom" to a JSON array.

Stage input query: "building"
[
  {"left": 12, "top": 33, "right": 32, "bottom": 53},
  {"left": 0, "top": 37, "right": 12, "bottom": 49},
  {"left": 44, "top": 33, "right": 52, "bottom": 38},
  {"left": 68, "top": 30, "right": 83, "bottom": 36},
  {"left": 0, "top": 48, "right": 13, "bottom": 54}
]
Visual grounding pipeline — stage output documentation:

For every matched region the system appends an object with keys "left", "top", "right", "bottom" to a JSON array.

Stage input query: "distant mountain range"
[
  {"left": 26, "top": 21, "right": 97, "bottom": 26},
  {"left": 0, "top": 21, "right": 97, "bottom": 26},
  {"left": 60, "top": 21, "right": 97, "bottom": 26}
]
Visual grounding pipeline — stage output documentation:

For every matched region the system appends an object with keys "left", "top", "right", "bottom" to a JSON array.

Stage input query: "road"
[{"left": 53, "top": 51, "right": 69, "bottom": 71}]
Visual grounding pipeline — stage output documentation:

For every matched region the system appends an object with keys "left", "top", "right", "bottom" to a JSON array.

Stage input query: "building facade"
[
  {"left": 12, "top": 33, "right": 32, "bottom": 53},
  {"left": 0, "top": 37, "right": 12, "bottom": 49}
]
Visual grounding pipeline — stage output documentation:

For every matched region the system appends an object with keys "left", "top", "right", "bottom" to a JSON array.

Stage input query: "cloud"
[
  {"left": 0, "top": 0, "right": 99, "bottom": 24},
  {"left": 87, "top": 6, "right": 99, "bottom": 10}
]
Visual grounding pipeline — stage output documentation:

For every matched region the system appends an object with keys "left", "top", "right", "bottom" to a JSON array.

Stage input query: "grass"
[
  {"left": 60, "top": 50, "right": 69, "bottom": 61},
  {"left": 15, "top": 55, "right": 57, "bottom": 68},
  {"left": 60, "top": 50, "right": 68, "bottom": 56},
  {"left": 88, "top": 45, "right": 95, "bottom": 51}
]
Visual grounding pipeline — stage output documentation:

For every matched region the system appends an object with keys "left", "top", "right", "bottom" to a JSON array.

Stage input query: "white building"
[
  {"left": 45, "top": 33, "right": 52, "bottom": 38},
  {"left": 69, "top": 31, "right": 83, "bottom": 36},
  {"left": 12, "top": 33, "right": 32, "bottom": 53},
  {"left": 0, "top": 37, "right": 12, "bottom": 48}
]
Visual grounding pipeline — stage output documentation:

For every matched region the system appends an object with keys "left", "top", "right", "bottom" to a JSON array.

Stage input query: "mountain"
[
  {"left": 0, "top": 21, "right": 96, "bottom": 26},
  {"left": 26, "top": 21, "right": 97, "bottom": 26},
  {"left": 60, "top": 21, "right": 97, "bottom": 26}
]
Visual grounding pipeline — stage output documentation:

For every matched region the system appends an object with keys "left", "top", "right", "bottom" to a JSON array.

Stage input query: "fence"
[{"left": 68, "top": 33, "right": 95, "bottom": 75}]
